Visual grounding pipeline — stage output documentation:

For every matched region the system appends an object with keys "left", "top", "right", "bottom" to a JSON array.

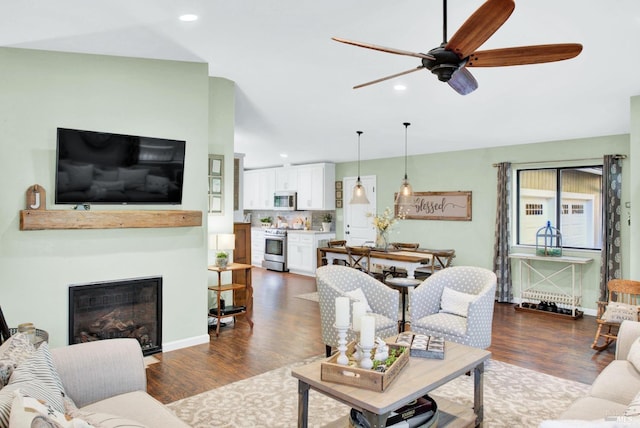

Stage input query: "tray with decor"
[
  {"left": 396, "top": 332, "right": 445, "bottom": 359},
  {"left": 321, "top": 340, "right": 409, "bottom": 392}
]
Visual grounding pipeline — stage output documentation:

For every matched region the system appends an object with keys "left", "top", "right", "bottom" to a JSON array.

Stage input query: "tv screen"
[{"left": 55, "top": 128, "right": 186, "bottom": 205}]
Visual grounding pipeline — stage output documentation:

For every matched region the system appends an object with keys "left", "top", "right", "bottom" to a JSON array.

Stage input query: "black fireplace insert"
[{"left": 69, "top": 276, "right": 162, "bottom": 356}]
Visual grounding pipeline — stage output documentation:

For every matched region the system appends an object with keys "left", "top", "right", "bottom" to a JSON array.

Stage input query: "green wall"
[
  {"left": 336, "top": 135, "right": 631, "bottom": 313},
  {"left": 0, "top": 47, "right": 220, "bottom": 350}
]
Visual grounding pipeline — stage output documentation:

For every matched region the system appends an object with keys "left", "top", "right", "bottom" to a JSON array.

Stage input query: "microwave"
[{"left": 274, "top": 191, "right": 297, "bottom": 210}]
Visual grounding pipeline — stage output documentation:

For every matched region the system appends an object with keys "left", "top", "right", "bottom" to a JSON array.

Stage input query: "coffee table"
[{"left": 291, "top": 340, "right": 490, "bottom": 428}]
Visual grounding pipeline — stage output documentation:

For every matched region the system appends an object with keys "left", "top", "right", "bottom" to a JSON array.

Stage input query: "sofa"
[
  {"left": 540, "top": 320, "right": 640, "bottom": 427},
  {"left": 0, "top": 336, "right": 189, "bottom": 427}
]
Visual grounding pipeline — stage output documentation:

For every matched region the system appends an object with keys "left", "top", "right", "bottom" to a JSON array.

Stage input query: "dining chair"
[
  {"left": 346, "top": 246, "right": 385, "bottom": 281},
  {"left": 384, "top": 242, "right": 421, "bottom": 278},
  {"left": 327, "top": 240, "right": 348, "bottom": 266},
  {"left": 414, "top": 249, "right": 456, "bottom": 279}
]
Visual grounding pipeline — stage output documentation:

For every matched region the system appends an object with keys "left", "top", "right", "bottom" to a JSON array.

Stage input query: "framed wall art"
[
  {"left": 208, "top": 154, "right": 224, "bottom": 214},
  {"left": 395, "top": 191, "right": 472, "bottom": 221}
]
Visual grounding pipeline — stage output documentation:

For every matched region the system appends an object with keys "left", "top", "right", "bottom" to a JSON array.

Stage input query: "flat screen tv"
[{"left": 55, "top": 128, "right": 186, "bottom": 205}]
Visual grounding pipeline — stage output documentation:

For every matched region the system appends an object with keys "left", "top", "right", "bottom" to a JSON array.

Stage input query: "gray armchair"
[
  {"left": 408, "top": 266, "right": 497, "bottom": 349},
  {"left": 316, "top": 265, "right": 399, "bottom": 357}
]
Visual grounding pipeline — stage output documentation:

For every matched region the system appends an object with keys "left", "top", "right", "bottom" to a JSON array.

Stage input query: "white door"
[{"left": 343, "top": 175, "right": 376, "bottom": 246}]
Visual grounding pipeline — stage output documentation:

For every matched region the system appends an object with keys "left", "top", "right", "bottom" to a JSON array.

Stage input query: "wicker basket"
[{"left": 9, "top": 327, "right": 49, "bottom": 347}]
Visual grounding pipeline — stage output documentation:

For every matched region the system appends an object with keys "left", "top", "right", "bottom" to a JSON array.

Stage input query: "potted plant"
[
  {"left": 260, "top": 216, "right": 272, "bottom": 228},
  {"left": 216, "top": 251, "right": 229, "bottom": 268},
  {"left": 322, "top": 213, "right": 333, "bottom": 232}
]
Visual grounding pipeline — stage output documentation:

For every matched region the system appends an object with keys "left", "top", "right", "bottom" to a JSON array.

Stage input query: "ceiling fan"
[{"left": 332, "top": 0, "right": 582, "bottom": 95}]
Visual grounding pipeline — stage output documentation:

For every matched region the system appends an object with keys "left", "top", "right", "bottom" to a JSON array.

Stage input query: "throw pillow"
[
  {"left": 10, "top": 390, "right": 91, "bottom": 428},
  {"left": 94, "top": 167, "right": 119, "bottom": 181},
  {"left": 627, "top": 336, "right": 640, "bottom": 373},
  {"left": 601, "top": 302, "right": 639, "bottom": 323},
  {"left": 440, "top": 287, "right": 476, "bottom": 318},
  {"left": 0, "top": 333, "right": 36, "bottom": 389},
  {"left": 345, "top": 288, "right": 372, "bottom": 312},
  {"left": 93, "top": 180, "right": 126, "bottom": 192},
  {"left": 66, "top": 407, "right": 149, "bottom": 428},
  {"left": 0, "top": 342, "right": 67, "bottom": 427}
]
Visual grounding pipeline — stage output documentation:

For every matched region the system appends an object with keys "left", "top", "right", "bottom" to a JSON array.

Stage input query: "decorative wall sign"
[{"left": 395, "top": 191, "right": 472, "bottom": 221}]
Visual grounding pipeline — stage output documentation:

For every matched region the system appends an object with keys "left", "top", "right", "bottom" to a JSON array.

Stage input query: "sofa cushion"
[
  {"left": 81, "top": 390, "right": 190, "bottom": 428},
  {"left": 625, "top": 389, "right": 640, "bottom": 417},
  {"left": 627, "top": 336, "right": 640, "bottom": 372},
  {"left": 0, "top": 342, "right": 67, "bottom": 427},
  {"left": 66, "top": 406, "right": 148, "bottom": 427},
  {"left": 557, "top": 396, "right": 628, "bottom": 421},
  {"left": 589, "top": 360, "right": 640, "bottom": 405}
]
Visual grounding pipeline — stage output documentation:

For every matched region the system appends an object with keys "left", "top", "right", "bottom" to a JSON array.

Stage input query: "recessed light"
[
  {"left": 394, "top": 84, "right": 407, "bottom": 91},
  {"left": 179, "top": 14, "right": 198, "bottom": 22},
  {"left": 280, "top": 153, "right": 288, "bottom": 158}
]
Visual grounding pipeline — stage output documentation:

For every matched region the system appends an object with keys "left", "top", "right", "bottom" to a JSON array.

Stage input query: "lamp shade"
[
  {"left": 350, "top": 180, "right": 370, "bottom": 204},
  {"left": 209, "top": 233, "right": 236, "bottom": 250}
]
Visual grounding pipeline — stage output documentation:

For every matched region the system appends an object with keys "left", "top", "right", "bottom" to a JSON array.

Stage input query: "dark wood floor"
[{"left": 146, "top": 268, "right": 615, "bottom": 404}]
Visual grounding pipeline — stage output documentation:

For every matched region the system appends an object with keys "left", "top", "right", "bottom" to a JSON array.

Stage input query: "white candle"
[
  {"left": 352, "top": 301, "right": 366, "bottom": 332},
  {"left": 360, "top": 315, "right": 375, "bottom": 347},
  {"left": 335, "top": 297, "right": 350, "bottom": 327}
]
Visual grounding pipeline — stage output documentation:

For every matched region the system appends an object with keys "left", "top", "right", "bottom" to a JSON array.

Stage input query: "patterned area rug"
[{"left": 167, "top": 356, "right": 589, "bottom": 427}]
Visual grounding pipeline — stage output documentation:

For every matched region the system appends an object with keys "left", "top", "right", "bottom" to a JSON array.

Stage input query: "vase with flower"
[{"left": 367, "top": 207, "right": 404, "bottom": 252}]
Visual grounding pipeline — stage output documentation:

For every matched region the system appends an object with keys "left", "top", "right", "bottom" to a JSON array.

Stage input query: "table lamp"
[{"left": 209, "top": 233, "right": 235, "bottom": 268}]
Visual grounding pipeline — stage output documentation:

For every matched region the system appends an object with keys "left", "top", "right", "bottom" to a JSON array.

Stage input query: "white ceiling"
[{"left": 3, "top": 1, "right": 640, "bottom": 169}]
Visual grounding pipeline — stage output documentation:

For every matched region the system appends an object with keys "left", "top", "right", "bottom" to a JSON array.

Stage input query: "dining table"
[{"left": 317, "top": 246, "right": 434, "bottom": 279}]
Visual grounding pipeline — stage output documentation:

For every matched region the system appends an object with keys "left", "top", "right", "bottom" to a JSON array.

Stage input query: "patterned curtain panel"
[
  {"left": 599, "top": 155, "right": 623, "bottom": 301},
  {"left": 493, "top": 162, "right": 512, "bottom": 302}
]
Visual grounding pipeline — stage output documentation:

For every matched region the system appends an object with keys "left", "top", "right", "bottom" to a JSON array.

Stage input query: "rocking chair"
[{"left": 591, "top": 279, "right": 640, "bottom": 351}]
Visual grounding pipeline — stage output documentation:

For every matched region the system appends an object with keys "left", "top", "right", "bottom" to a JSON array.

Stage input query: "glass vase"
[{"left": 376, "top": 230, "right": 389, "bottom": 251}]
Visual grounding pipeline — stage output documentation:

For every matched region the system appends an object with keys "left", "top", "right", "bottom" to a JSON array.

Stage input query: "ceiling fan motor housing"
[{"left": 421, "top": 46, "right": 462, "bottom": 82}]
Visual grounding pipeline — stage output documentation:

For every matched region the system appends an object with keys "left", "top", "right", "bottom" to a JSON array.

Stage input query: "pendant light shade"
[
  {"left": 350, "top": 131, "right": 370, "bottom": 205},
  {"left": 396, "top": 122, "right": 413, "bottom": 203}
]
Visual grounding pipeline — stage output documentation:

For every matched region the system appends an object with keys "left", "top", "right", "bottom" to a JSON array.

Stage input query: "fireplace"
[{"left": 69, "top": 276, "right": 162, "bottom": 356}]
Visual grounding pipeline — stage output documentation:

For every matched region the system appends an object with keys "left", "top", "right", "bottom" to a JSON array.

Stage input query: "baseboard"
[{"left": 162, "top": 334, "right": 210, "bottom": 352}]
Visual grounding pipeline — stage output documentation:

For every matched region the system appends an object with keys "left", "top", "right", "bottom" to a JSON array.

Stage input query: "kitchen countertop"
[{"left": 251, "top": 227, "right": 334, "bottom": 235}]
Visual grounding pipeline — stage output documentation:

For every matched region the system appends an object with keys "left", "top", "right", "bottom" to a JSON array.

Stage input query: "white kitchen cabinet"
[
  {"left": 251, "top": 228, "right": 265, "bottom": 267},
  {"left": 243, "top": 169, "right": 275, "bottom": 210},
  {"left": 296, "top": 163, "right": 335, "bottom": 210},
  {"left": 287, "top": 231, "right": 336, "bottom": 276},
  {"left": 275, "top": 166, "right": 298, "bottom": 191}
]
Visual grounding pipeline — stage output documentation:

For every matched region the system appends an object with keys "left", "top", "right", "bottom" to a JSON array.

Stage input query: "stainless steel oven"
[{"left": 262, "top": 228, "right": 288, "bottom": 272}]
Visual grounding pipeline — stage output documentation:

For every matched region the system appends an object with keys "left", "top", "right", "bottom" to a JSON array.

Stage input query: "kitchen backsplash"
[{"left": 245, "top": 210, "right": 335, "bottom": 231}]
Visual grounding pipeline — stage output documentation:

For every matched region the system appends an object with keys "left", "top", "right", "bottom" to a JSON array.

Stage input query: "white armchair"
[
  {"left": 316, "top": 265, "right": 400, "bottom": 357},
  {"left": 408, "top": 266, "right": 497, "bottom": 349}
]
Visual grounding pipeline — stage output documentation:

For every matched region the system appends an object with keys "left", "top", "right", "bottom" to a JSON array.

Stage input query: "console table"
[
  {"left": 207, "top": 263, "right": 254, "bottom": 336},
  {"left": 510, "top": 252, "right": 593, "bottom": 319}
]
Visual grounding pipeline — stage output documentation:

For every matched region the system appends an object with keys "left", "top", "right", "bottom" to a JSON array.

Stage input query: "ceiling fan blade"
[
  {"left": 447, "top": 67, "right": 478, "bottom": 95},
  {"left": 332, "top": 37, "right": 435, "bottom": 60},
  {"left": 353, "top": 66, "right": 426, "bottom": 89},
  {"left": 467, "top": 44, "right": 583, "bottom": 67},
  {"left": 446, "top": 0, "right": 515, "bottom": 59}
]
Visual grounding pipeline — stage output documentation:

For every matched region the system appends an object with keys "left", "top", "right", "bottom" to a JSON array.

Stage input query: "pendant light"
[
  {"left": 350, "top": 130, "right": 370, "bottom": 204},
  {"left": 396, "top": 122, "right": 413, "bottom": 203}
]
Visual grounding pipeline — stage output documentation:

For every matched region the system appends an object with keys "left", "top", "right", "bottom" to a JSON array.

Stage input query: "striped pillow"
[{"left": 0, "top": 342, "right": 66, "bottom": 427}]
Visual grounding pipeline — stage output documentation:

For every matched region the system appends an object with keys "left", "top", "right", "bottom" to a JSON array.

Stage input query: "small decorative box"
[{"left": 396, "top": 332, "right": 445, "bottom": 359}]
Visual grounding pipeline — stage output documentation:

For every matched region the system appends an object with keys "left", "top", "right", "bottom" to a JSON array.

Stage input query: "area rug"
[
  {"left": 167, "top": 356, "right": 589, "bottom": 428},
  {"left": 295, "top": 292, "right": 319, "bottom": 302}
]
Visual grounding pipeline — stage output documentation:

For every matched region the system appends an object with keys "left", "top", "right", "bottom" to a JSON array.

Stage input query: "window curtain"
[
  {"left": 599, "top": 155, "right": 623, "bottom": 301},
  {"left": 493, "top": 162, "right": 512, "bottom": 302}
]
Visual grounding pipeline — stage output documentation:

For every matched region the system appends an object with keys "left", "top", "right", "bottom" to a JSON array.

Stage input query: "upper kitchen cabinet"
[
  {"left": 296, "top": 163, "right": 335, "bottom": 210},
  {"left": 244, "top": 168, "right": 275, "bottom": 210},
  {"left": 275, "top": 167, "right": 298, "bottom": 191}
]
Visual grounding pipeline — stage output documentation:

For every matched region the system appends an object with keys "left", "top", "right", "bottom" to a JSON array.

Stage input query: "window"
[{"left": 517, "top": 166, "right": 602, "bottom": 250}]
